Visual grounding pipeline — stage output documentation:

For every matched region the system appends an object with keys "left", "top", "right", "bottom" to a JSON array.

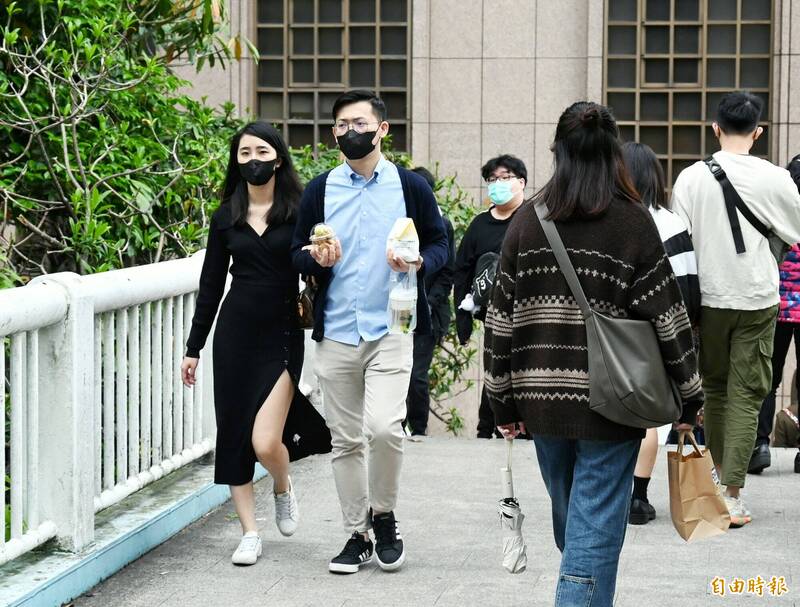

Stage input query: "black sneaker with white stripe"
[
  {"left": 329, "top": 532, "right": 373, "bottom": 574},
  {"left": 372, "top": 511, "right": 405, "bottom": 571}
]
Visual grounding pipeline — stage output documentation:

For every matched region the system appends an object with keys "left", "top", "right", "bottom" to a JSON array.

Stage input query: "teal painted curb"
[{"left": 10, "top": 466, "right": 267, "bottom": 607}]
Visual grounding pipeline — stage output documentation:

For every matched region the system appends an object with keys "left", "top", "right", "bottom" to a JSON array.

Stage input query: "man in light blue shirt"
[
  {"left": 323, "top": 155, "right": 406, "bottom": 345},
  {"left": 292, "top": 90, "right": 448, "bottom": 575}
]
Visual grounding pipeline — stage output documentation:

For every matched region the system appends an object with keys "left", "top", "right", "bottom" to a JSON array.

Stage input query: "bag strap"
[
  {"left": 677, "top": 429, "right": 703, "bottom": 457},
  {"left": 703, "top": 157, "right": 771, "bottom": 254},
  {"left": 534, "top": 203, "right": 592, "bottom": 318}
]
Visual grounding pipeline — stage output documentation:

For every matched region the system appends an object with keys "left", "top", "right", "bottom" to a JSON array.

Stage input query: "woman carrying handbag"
[
  {"left": 180, "top": 122, "right": 330, "bottom": 566},
  {"left": 484, "top": 102, "right": 704, "bottom": 607}
]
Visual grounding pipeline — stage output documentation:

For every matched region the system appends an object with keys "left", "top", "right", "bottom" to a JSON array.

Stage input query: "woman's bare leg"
[
  {"left": 230, "top": 483, "right": 258, "bottom": 534},
  {"left": 252, "top": 370, "right": 293, "bottom": 494},
  {"left": 634, "top": 428, "right": 659, "bottom": 478}
]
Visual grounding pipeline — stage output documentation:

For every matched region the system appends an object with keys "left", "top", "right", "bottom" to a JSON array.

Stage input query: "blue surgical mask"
[{"left": 488, "top": 181, "right": 514, "bottom": 205}]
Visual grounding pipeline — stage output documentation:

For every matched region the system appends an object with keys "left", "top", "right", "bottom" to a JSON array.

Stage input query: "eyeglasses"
[
  {"left": 333, "top": 120, "right": 379, "bottom": 136},
  {"left": 486, "top": 174, "right": 518, "bottom": 184}
]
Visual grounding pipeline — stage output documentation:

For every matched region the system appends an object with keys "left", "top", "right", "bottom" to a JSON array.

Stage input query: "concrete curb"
[{"left": 6, "top": 465, "right": 266, "bottom": 607}]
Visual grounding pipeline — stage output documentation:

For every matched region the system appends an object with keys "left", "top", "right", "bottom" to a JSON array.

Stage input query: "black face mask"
[
  {"left": 336, "top": 130, "right": 378, "bottom": 160},
  {"left": 238, "top": 159, "right": 276, "bottom": 186}
]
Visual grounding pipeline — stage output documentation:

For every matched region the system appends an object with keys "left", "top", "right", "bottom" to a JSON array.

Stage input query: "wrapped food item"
[
  {"left": 309, "top": 223, "right": 337, "bottom": 251},
  {"left": 387, "top": 218, "right": 419, "bottom": 263}
]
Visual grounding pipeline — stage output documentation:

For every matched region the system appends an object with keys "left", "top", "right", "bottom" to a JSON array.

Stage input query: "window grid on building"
[
  {"left": 255, "top": 0, "right": 410, "bottom": 151},
  {"left": 604, "top": 0, "right": 772, "bottom": 185}
]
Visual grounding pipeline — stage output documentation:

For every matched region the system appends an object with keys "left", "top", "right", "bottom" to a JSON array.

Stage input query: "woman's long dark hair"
[
  {"left": 534, "top": 102, "right": 640, "bottom": 221},
  {"left": 622, "top": 142, "right": 668, "bottom": 211},
  {"left": 221, "top": 121, "right": 303, "bottom": 226}
]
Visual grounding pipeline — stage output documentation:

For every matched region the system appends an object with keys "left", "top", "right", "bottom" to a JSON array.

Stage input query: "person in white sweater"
[
  {"left": 622, "top": 142, "right": 700, "bottom": 526},
  {"left": 672, "top": 91, "right": 800, "bottom": 527}
]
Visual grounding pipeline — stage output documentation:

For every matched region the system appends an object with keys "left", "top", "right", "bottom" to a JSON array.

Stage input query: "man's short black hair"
[
  {"left": 716, "top": 91, "right": 763, "bottom": 135},
  {"left": 788, "top": 154, "right": 800, "bottom": 193},
  {"left": 480, "top": 154, "right": 528, "bottom": 183},
  {"left": 331, "top": 89, "right": 387, "bottom": 122},
  {"left": 411, "top": 167, "right": 436, "bottom": 190}
]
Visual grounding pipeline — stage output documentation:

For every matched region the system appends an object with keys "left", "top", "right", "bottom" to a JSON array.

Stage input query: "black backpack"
[{"left": 471, "top": 251, "right": 501, "bottom": 308}]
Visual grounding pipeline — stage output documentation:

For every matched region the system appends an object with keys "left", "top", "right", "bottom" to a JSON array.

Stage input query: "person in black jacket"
[
  {"left": 453, "top": 155, "right": 528, "bottom": 438},
  {"left": 405, "top": 167, "right": 455, "bottom": 436},
  {"left": 291, "top": 90, "right": 448, "bottom": 575}
]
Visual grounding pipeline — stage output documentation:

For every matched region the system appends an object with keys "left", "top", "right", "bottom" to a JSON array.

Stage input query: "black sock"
[{"left": 632, "top": 476, "right": 650, "bottom": 503}]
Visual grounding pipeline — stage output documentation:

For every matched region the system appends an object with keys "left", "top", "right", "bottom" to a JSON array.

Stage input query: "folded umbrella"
[{"left": 499, "top": 438, "right": 527, "bottom": 574}]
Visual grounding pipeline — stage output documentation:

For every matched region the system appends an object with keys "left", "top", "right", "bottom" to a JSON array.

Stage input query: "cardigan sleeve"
[
  {"left": 291, "top": 173, "right": 334, "bottom": 281},
  {"left": 186, "top": 211, "right": 230, "bottom": 358},
  {"left": 483, "top": 213, "right": 522, "bottom": 425},
  {"left": 411, "top": 175, "right": 449, "bottom": 278},
  {"left": 626, "top": 235, "right": 705, "bottom": 424}
]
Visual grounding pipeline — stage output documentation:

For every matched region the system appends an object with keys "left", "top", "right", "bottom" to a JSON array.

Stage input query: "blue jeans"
[{"left": 533, "top": 435, "right": 640, "bottom": 607}]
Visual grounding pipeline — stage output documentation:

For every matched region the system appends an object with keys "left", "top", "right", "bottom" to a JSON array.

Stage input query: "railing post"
[{"left": 32, "top": 273, "right": 95, "bottom": 551}]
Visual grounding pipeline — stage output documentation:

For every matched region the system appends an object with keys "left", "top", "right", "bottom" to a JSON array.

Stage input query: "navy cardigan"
[{"left": 291, "top": 165, "right": 449, "bottom": 342}]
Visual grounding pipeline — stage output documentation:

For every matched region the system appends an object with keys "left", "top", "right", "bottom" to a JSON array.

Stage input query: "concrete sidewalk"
[{"left": 71, "top": 439, "right": 798, "bottom": 607}]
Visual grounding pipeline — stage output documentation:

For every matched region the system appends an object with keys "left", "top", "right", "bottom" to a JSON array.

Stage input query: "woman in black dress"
[{"left": 181, "top": 122, "right": 330, "bottom": 566}]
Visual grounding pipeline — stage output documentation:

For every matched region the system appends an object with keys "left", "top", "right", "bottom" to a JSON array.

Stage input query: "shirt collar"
[{"left": 347, "top": 154, "right": 388, "bottom": 185}]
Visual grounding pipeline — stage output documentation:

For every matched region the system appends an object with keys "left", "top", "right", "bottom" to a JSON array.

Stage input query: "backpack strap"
[{"left": 704, "top": 157, "right": 771, "bottom": 255}]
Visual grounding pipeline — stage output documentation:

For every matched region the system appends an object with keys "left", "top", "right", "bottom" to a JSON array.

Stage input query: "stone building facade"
[{"left": 179, "top": 0, "right": 800, "bottom": 434}]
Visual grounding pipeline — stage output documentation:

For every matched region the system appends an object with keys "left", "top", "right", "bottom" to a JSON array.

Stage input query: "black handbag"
[
  {"left": 297, "top": 276, "right": 316, "bottom": 330},
  {"left": 535, "top": 203, "right": 683, "bottom": 429},
  {"left": 704, "top": 157, "right": 791, "bottom": 264}
]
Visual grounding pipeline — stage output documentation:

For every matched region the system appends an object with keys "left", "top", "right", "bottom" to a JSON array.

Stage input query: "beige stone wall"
[
  {"left": 171, "top": 0, "right": 255, "bottom": 117},
  {"left": 413, "top": 0, "right": 603, "bottom": 436},
  {"left": 773, "top": 0, "right": 800, "bottom": 166},
  {"left": 410, "top": 0, "right": 603, "bottom": 202}
]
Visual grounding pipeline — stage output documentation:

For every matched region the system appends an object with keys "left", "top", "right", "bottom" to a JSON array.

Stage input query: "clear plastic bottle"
[{"left": 388, "top": 265, "right": 418, "bottom": 334}]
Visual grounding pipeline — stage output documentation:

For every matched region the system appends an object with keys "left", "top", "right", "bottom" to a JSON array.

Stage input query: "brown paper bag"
[{"left": 667, "top": 432, "right": 731, "bottom": 542}]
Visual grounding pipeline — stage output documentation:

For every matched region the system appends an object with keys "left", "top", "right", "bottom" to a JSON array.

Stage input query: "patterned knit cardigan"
[
  {"left": 778, "top": 244, "right": 800, "bottom": 323},
  {"left": 484, "top": 200, "right": 704, "bottom": 442}
]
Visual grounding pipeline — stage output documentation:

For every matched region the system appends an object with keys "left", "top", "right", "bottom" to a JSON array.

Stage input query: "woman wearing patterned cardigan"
[{"left": 484, "top": 102, "right": 704, "bottom": 607}]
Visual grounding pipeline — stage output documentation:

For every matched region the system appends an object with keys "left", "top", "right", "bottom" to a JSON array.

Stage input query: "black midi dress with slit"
[{"left": 186, "top": 204, "right": 331, "bottom": 486}]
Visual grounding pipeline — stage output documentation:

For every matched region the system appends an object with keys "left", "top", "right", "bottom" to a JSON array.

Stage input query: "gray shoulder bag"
[{"left": 534, "top": 203, "right": 682, "bottom": 429}]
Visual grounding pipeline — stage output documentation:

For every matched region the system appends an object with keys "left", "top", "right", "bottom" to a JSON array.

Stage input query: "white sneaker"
[
  {"left": 275, "top": 477, "right": 299, "bottom": 537},
  {"left": 231, "top": 531, "right": 262, "bottom": 565},
  {"left": 724, "top": 495, "right": 752, "bottom": 528}
]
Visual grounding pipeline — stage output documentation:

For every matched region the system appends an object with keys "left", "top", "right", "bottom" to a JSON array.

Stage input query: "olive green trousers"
[{"left": 699, "top": 305, "right": 778, "bottom": 488}]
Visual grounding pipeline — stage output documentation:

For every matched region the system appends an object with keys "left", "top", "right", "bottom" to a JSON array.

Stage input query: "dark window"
[
  {"left": 605, "top": 0, "right": 773, "bottom": 186},
  {"left": 255, "top": 0, "right": 410, "bottom": 151}
]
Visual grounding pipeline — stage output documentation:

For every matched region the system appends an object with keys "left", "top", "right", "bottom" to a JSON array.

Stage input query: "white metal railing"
[
  {"left": 78, "top": 258, "right": 213, "bottom": 511},
  {"left": 0, "top": 251, "right": 216, "bottom": 565},
  {"left": 0, "top": 283, "right": 64, "bottom": 564}
]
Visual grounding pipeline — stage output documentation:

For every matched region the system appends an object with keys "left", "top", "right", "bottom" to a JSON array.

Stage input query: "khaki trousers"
[{"left": 315, "top": 334, "right": 413, "bottom": 533}]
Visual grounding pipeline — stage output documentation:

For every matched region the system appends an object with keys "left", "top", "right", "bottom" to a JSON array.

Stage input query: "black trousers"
[
  {"left": 406, "top": 332, "right": 436, "bottom": 436},
  {"left": 757, "top": 321, "right": 800, "bottom": 446}
]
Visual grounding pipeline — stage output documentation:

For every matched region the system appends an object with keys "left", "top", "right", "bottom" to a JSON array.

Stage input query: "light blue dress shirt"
[{"left": 323, "top": 156, "right": 406, "bottom": 346}]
